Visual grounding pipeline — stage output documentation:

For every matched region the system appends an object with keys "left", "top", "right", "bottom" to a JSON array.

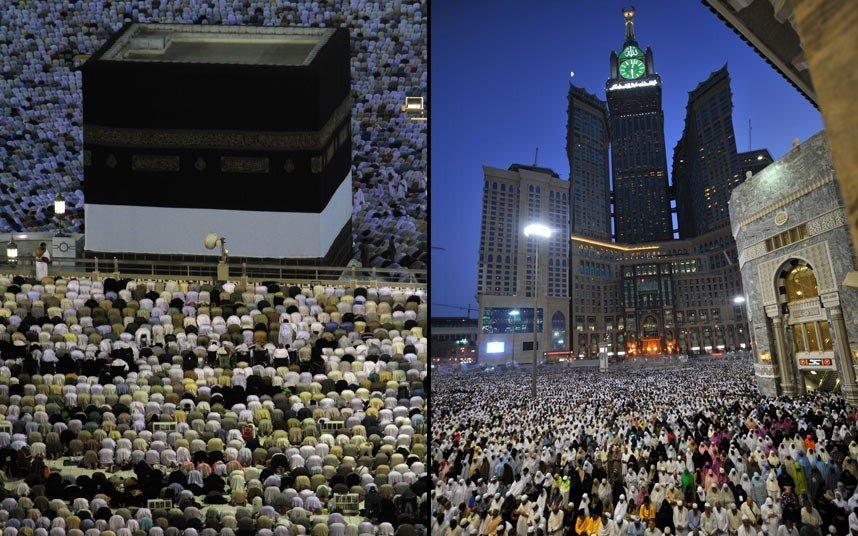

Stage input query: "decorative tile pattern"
[
  {"left": 738, "top": 174, "right": 834, "bottom": 228},
  {"left": 740, "top": 207, "right": 847, "bottom": 267},
  {"left": 786, "top": 297, "right": 825, "bottom": 322},
  {"left": 807, "top": 207, "right": 848, "bottom": 236},
  {"left": 754, "top": 363, "right": 777, "bottom": 378},
  {"left": 739, "top": 242, "right": 767, "bottom": 267}
]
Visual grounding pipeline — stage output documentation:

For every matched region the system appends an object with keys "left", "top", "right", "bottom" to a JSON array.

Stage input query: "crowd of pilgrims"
[
  {"left": 0, "top": 274, "right": 428, "bottom": 535},
  {"left": 432, "top": 358, "right": 858, "bottom": 536},
  {"left": 0, "top": 0, "right": 426, "bottom": 270}
]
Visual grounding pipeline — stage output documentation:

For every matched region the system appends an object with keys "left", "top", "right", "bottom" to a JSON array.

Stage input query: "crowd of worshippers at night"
[
  {"left": 0, "top": 273, "right": 428, "bottom": 536},
  {"left": 0, "top": 0, "right": 426, "bottom": 270},
  {"left": 432, "top": 358, "right": 857, "bottom": 536}
]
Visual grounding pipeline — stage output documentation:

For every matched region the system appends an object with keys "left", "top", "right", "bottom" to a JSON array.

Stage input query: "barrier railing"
[{"left": 1, "top": 256, "right": 426, "bottom": 287}]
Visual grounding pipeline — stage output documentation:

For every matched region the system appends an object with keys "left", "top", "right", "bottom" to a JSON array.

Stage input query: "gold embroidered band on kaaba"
[{"left": 84, "top": 96, "right": 352, "bottom": 152}]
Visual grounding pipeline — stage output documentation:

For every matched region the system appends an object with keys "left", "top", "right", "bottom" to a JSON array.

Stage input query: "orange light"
[{"left": 571, "top": 235, "right": 659, "bottom": 252}]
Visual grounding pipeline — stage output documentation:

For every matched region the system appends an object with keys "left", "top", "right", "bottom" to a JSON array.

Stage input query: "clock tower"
[{"left": 606, "top": 7, "right": 673, "bottom": 244}]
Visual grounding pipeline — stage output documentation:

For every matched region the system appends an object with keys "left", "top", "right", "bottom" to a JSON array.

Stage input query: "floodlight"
[
  {"left": 523, "top": 223, "right": 553, "bottom": 239},
  {"left": 204, "top": 234, "right": 229, "bottom": 281}
]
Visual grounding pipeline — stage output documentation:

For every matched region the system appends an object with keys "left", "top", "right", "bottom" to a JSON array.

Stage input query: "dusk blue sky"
[{"left": 431, "top": 0, "right": 824, "bottom": 316}]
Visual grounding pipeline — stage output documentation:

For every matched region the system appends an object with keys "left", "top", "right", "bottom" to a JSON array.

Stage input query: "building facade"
[
  {"left": 476, "top": 165, "right": 570, "bottom": 364},
  {"left": 738, "top": 149, "right": 774, "bottom": 178},
  {"left": 673, "top": 66, "right": 742, "bottom": 238},
  {"left": 569, "top": 227, "right": 748, "bottom": 359},
  {"left": 567, "top": 85, "right": 611, "bottom": 240},
  {"left": 607, "top": 8, "right": 672, "bottom": 244},
  {"left": 430, "top": 317, "right": 478, "bottom": 364},
  {"left": 730, "top": 131, "right": 858, "bottom": 403}
]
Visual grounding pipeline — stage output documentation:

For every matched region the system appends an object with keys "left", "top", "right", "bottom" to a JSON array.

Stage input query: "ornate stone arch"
[{"left": 774, "top": 257, "right": 814, "bottom": 314}]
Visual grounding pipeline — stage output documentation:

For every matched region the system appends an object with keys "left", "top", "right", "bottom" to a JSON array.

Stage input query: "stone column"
[
  {"left": 766, "top": 304, "right": 797, "bottom": 397},
  {"left": 821, "top": 292, "right": 858, "bottom": 404},
  {"left": 784, "top": 322, "right": 806, "bottom": 395}
]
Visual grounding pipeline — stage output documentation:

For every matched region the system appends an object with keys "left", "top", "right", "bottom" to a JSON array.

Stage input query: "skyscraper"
[
  {"left": 606, "top": 7, "right": 672, "bottom": 244},
  {"left": 476, "top": 164, "right": 571, "bottom": 364},
  {"left": 738, "top": 148, "right": 774, "bottom": 178},
  {"left": 672, "top": 66, "right": 741, "bottom": 238},
  {"left": 567, "top": 85, "right": 611, "bottom": 240}
]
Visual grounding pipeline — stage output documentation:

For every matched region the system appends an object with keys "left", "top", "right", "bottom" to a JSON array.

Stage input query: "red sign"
[{"left": 799, "top": 358, "right": 833, "bottom": 367}]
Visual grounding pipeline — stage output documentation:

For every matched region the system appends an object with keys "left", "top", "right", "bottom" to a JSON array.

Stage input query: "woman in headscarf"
[
  {"left": 654, "top": 495, "right": 674, "bottom": 533},
  {"left": 638, "top": 496, "right": 655, "bottom": 524},
  {"left": 597, "top": 479, "right": 613, "bottom": 514},
  {"left": 679, "top": 466, "right": 694, "bottom": 493},
  {"left": 703, "top": 466, "right": 718, "bottom": 491},
  {"left": 760, "top": 497, "right": 781, "bottom": 536},
  {"left": 614, "top": 495, "right": 629, "bottom": 523},
  {"left": 750, "top": 472, "right": 767, "bottom": 505},
  {"left": 186, "top": 470, "right": 204, "bottom": 496},
  {"left": 818, "top": 489, "right": 848, "bottom": 535},
  {"left": 739, "top": 474, "right": 752, "bottom": 501},
  {"left": 715, "top": 483, "right": 733, "bottom": 509},
  {"left": 765, "top": 470, "right": 780, "bottom": 499},
  {"left": 647, "top": 484, "right": 663, "bottom": 513},
  {"left": 780, "top": 485, "right": 801, "bottom": 525},
  {"left": 784, "top": 458, "right": 807, "bottom": 497}
]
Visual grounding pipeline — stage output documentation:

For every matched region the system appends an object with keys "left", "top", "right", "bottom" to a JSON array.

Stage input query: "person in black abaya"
[
  {"left": 25, "top": 456, "right": 47, "bottom": 486},
  {"left": 378, "top": 495, "right": 398, "bottom": 524},
  {"left": 204, "top": 472, "right": 226, "bottom": 495},
  {"left": 655, "top": 496, "right": 674, "bottom": 532},
  {"left": 146, "top": 469, "right": 166, "bottom": 498}
]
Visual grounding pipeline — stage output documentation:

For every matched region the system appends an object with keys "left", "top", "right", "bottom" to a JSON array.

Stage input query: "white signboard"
[{"left": 486, "top": 341, "right": 505, "bottom": 354}]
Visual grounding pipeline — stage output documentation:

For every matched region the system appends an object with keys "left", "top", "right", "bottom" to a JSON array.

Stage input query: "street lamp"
[
  {"left": 523, "top": 222, "right": 553, "bottom": 398},
  {"left": 508, "top": 309, "right": 520, "bottom": 366},
  {"left": 6, "top": 238, "right": 18, "bottom": 262},
  {"left": 734, "top": 295, "right": 747, "bottom": 351},
  {"left": 53, "top": 193, "right": 67, "bottom": 237},
  {"left": 204, "top": 233, "right": 230, "bottom": 281},
  {"left": 53, "top": 193, "right": 66, "bottom": 216}
]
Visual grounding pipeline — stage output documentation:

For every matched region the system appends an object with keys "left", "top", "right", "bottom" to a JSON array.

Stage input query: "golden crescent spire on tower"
[{"left": 623, "top": 6, "right": 636, "bottom": 42}]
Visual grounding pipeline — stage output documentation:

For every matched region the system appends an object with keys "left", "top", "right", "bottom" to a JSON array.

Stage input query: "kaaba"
[{"left": 81, "top": 23, "right": 352, "bottom": 263}]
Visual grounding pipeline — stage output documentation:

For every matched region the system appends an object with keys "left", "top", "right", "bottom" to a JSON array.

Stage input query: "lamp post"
[
  {"left": 204, "top": 234, "right": 230, "bottom": 281},
  {"left": 6, "top": 237, "right": 18, "bottom": 263},
  {"left": 734, "top": 295, "right": 747, "bottom": 353},
  {"left": 508, "top": 309, "right": 520, "bottom": 366},
  {"left": 53, "top": 193, "right": 66, "bottom": 237},
  {"left": 523, "top": 223, "right": 553, "bottom": 398}
]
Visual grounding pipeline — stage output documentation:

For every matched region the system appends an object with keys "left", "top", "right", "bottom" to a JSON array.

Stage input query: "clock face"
[{"left": 619, "top": 58, "right": 645, "bottom": 80}]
